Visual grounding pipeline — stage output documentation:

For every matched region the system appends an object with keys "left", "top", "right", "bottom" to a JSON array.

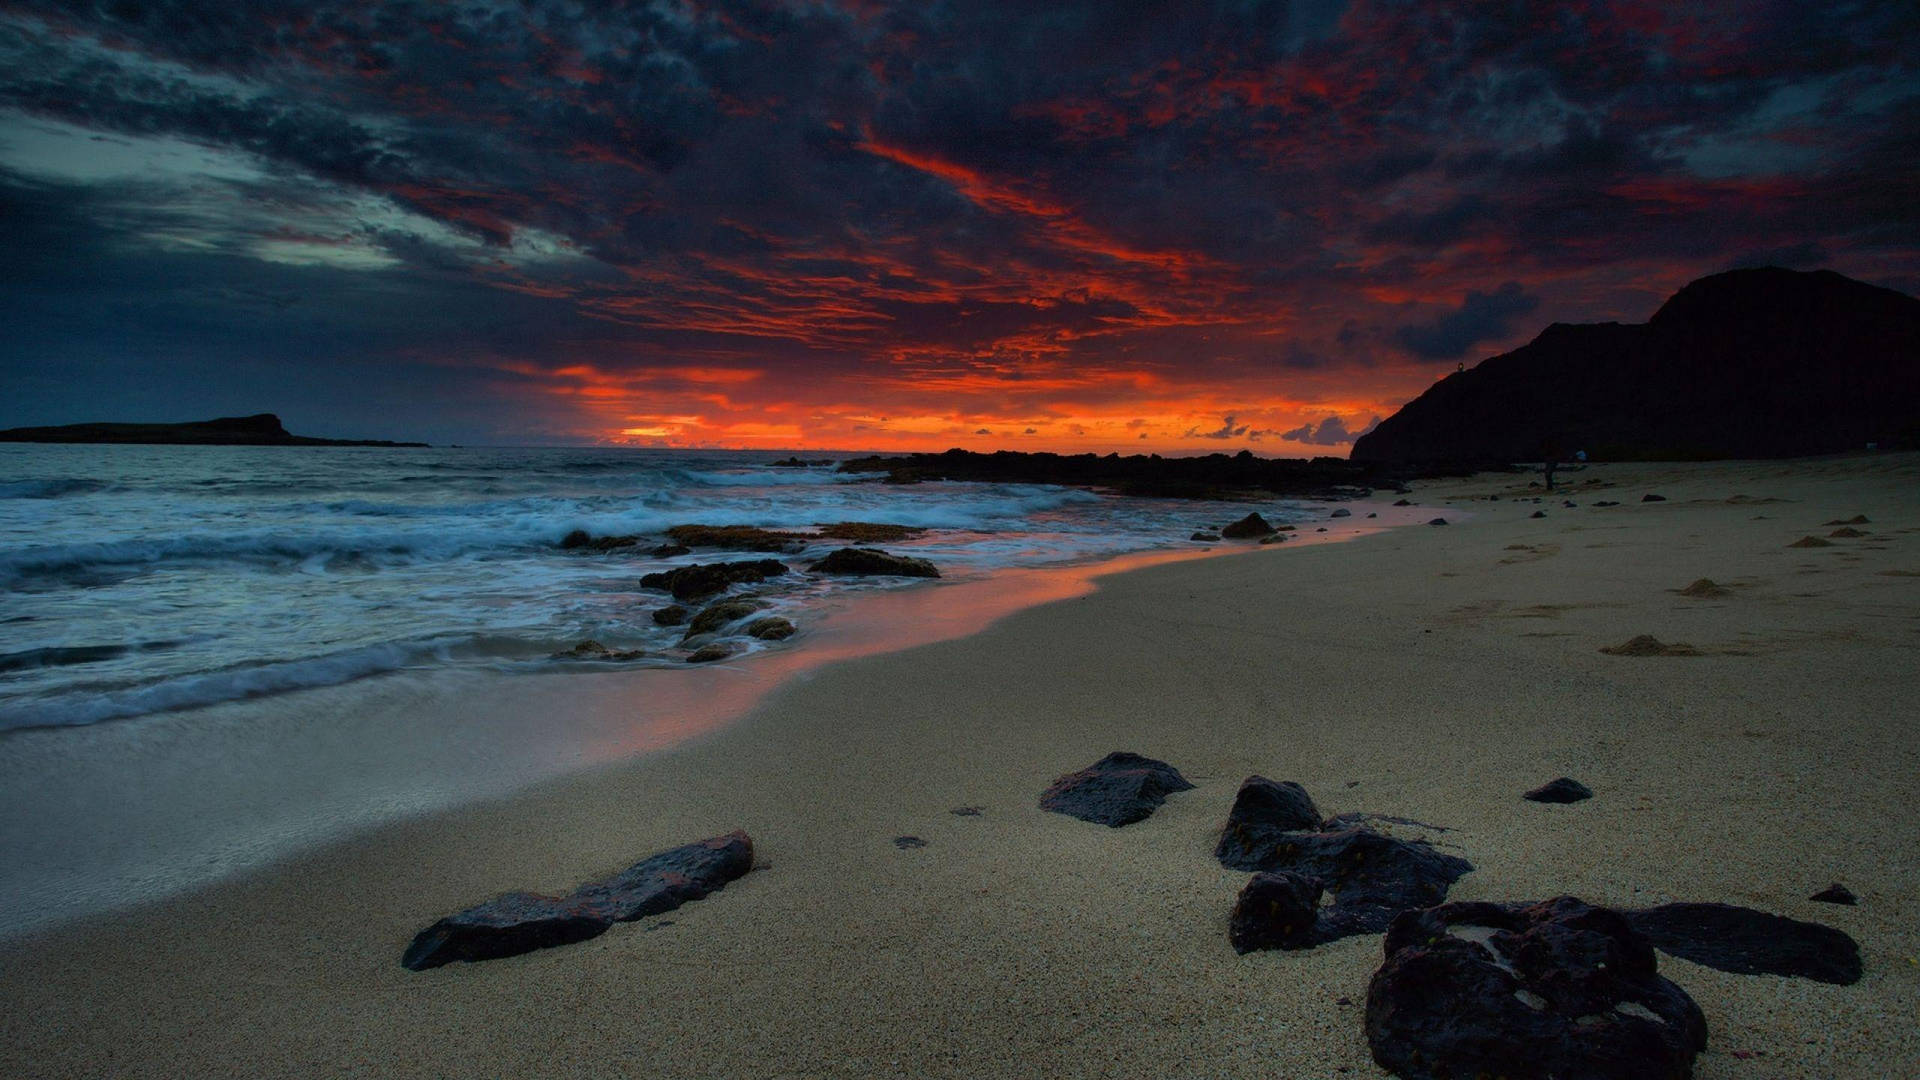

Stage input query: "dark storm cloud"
[
  {"left": 1393, "top": 282, "right": 1541, "bottom": 361},
  {"left": 0, "top": 0, "right": 1917, "bottom": 443}
]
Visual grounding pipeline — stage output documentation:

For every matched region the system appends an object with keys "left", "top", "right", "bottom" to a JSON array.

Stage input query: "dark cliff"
[{"left": 1349, "top": 268, "right": 1920, "bottom": 462}]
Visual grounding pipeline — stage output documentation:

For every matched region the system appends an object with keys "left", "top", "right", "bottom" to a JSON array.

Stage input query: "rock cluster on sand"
[
  {"left": 1039, "top": 752, "right": 1194, "bottom": 827},
  {"left": 808, "top": 547, "right": 940, "bottom": 577},
  {"left": 640, "top": 559, "right": 789, "bottom": 600},
  {"left": 401, "top": 832, "right": 753, "bottom": 970},
  {"left": 1215, "top": 777, "right": 1473, "bottom": 943},
  {"left": 1624, "top": 903, "right": 1862, "bottom": 985},
  {"left": 1523, "top": 777, "right": 1593, "bottom": 804},
  {"left": 1365, "top": 898, "right": 1708, "bottom": 1080},
  {"left": 1229, "top": 872, "right": 1323, "bottom": 953}
]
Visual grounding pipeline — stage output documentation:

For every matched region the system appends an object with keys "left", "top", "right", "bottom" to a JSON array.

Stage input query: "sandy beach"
[{"left": 3, "top": 455, "right": 1917, "bottom": 1079}]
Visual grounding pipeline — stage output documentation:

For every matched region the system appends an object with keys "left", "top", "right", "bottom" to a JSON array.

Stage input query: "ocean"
[{"left": 0, "top": 444, "right": 1323, "bottom": 733}]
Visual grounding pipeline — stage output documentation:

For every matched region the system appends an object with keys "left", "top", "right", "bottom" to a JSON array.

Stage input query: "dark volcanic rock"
[
  {"left": 1230, "top": 871, "right": 1323, "bottom": 954},
  {"left": 665, "top": 524, "right": 810, "bottom": 553},
  {"left": 550, "top": 640, "right": 645, "bottom": 662},
  {"left": 682, "top": 598, "right": 768, "bottom": 640},
  {"left": 815, "top": 522, "right": 925, "bottom": 543},
  {"left": 893, "top": 836, "right": 928, "bottom": 849},
  {"left": 1190, "top": 531, "right": 1220, "bottom": 542},
  {"left": 834, "top": 447, "right": 1428, "bottom": 500},
  {"left": 1642, "top": 493, "right": 1667, "bottom": 502},
  {"left": 640, "top": 559, "right": 788, "bottom": 601},
  {"left": 1531, "top": 510, "right": 1547, "bottom": 518},
  {"left": 1393, "top": 498, "right": 1412, "bottom": 506},
  {"left": 560, "top": 530, "right": 642, "bottom": 551},
  {"left": 1428, "top": 517, "right": 1449, "bottom": 526},
  {"left": 1350, "top": 268, "right": 1920, "bottom": 463},
  {"left": 1625, "top": 903, "right": 1862, "bottom": 984},
  {"left": 686, "top": 643, "right": 735, "bottom": 663},
  {"left": 1365, "top": 897, "right": 1707, "bottom": 1080},
  {"left": 652, "top": 605, "right": 689, "bottom": 626},
  {"left": 1810, "top": 883, "right": 1857, "bottom": 905},
  {"left": 401, "top": 832, "right": 752, "bottom": 970},
  {"left": 745, "top": 616, "right": 796, "bottom": 640},
  {"left": 1523, "top": 777, "right": 1593, "bottom": 804},
  {"left": 1221, "top": 512, "right": 1277, "bottom": 538},
  {"left": 1039, "top": 751, "right": 1194, "bottom": 827},
  {"left": 1331, "top": 507, "right": 1352, "bottom": 518},
  {"left": 809, "top": 547, "right": 939, "bottom": 577},
  {"left": 1218, "top": 823, "right": 1473, "bottom": 940},
  {"left": 1216, "top": 776, "right": 1322, "bottom": 866}
]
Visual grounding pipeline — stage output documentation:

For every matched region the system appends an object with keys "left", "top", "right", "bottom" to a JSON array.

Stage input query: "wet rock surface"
[
  {"left": 745, "top": 616, "right": 796, "bottom": 640},
  {"left": 401, "top": 832, "right": 753, "bottom": 971},
  {"left": 549, "top": 640, "right": 646, "bottom": 662},
  {"left": 1039, "top": 751, "right": 1194, "bottom": 827},
  {"left": 1524, "top": 777, "right": 1593, "bottom": 804},
  {"left": 809, "top": 547, "right": 940, "bottom": 577},
  {"left": 1625, "top": 903, "right": 1862, "bottom": 984},
  {"left": 665, "top": 524, "right": 811, "bottom": 553},
  {"left": 686, "top": 643, "right": 735, "bottom": 663},
  {"left": 1221, "top": 512, "right": 1276, "bottom": 538},
  {"left": 651, "top": 605, "right": 689, "bottom": 626},
  {"left": 1365, "top": 897, "right": 1707, "bottom": 1080},
  {"left": 639, "top": 559, "right": 789, "bottom": 601},
  {"left": 1229, "top": 871, "right": 1323, "bottom": 953},
  {"left": 682, "top": 598, "right": 768, "bottom": 640}
]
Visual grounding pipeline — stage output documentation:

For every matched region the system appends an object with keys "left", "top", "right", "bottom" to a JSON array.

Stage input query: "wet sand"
[{"left": 2, "top": 455, "right": 1916, "bottom": 1078}]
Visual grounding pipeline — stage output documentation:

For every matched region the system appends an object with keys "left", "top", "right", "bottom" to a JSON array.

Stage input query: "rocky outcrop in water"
[
  {"left": 1365, "top": 897, "right": 1707, "bottom": 1080},
  {"left": 808, "top": 548, "right": 940, "bottom": 578},
  {"left": 1039, "top": 751, "right": 1194, "bottom": 827},
  {"left": 836, "top": 447, "right": 1442, "bottom": 498},
  {"left": 640, "top": 560, "right": 789, "bottom": 601},
  {"left": 401, "top": 832, "right": 753, "bottom": 970},
  {"left": 1220, "top": 512, "right": 1277, "bottom": 538},
  {"left": 682, "top": 598, "right": 768, "bottom": 640}
]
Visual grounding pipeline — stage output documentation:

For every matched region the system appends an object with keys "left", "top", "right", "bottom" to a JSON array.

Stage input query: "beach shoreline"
[{"left": 2, "top": 455, "right": 1917, "bottom": 1078}]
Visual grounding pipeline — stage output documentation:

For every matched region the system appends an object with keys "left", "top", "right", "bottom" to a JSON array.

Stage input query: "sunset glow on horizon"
[{"left": 2, "top": 2, "right": 1915, "bottom": 449}]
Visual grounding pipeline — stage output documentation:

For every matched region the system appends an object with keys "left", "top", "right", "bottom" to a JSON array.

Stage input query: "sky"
[{"left": 1, "top": 1, "right": 1916, "bottom": 452}]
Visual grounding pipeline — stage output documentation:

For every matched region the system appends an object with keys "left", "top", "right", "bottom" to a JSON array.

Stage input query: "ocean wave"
[
  {"left": 0, "top": 639, "right": 461, "bottom": 731},
  {"left": 0, "top": 478, "right": 114, "bottom": 499}
]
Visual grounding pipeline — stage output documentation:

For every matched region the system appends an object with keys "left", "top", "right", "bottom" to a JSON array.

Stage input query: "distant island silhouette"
[
  {"left": 1350, "top": 267, "right": 1920, "bottom": 463},
  {"left": 0, "top": 413, "right": 428, "bottom": 447}
]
